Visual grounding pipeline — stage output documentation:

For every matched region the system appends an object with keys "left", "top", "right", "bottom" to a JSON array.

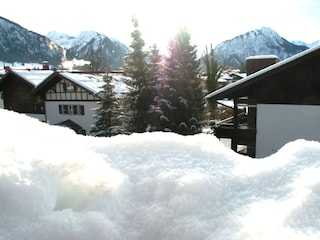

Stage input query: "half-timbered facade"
[
  {"left": 32, "top": 72, "right": 105, "bottom": 134},
  {"left": 206, "top": 45, "right": 320, "bottom": 157}
]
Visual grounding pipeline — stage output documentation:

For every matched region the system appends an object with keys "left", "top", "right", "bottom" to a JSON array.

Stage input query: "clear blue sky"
[{"left": 1, "top": 0, "right": 319, "bottom": 52}]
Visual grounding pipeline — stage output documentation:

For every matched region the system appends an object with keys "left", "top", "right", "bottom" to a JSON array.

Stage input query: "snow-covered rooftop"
[
  {"left": 59, "top": 72, "right": 129, "bottom": 95},
  {"left": 2, "top": 109, "right": 320, "bottom": 239},
  {"left": 12, "top": 70, "right": 54, "bottom": 86},
  {"left": 59, "top": 72, "right": 105, "bottom": 94}
]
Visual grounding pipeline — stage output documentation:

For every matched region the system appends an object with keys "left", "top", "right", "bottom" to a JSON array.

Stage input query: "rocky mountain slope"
[
  {"left": 0, "top": 16, "right": 65, "bottom": 67},
  {"left": 47, "top": 31, "right": 129, "bottom": 70},
  {"left": 214, "top": 27, "right": 309, "bottom": 70},
  {"left": 0, "top": 16, "right": 129, "bottom": 70},
  {"left": 0, "top": 16, "right": 317, "bottom": 72}
]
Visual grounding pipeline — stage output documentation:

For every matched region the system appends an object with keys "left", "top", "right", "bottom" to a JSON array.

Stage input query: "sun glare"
[{"left": 134, "top": 1, "right": 202, "bottom": 52}]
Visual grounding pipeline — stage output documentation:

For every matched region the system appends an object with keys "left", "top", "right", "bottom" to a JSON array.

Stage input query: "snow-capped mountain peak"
[
  {"left": 214, "top": 27, "right": 308, "bottom": 70},
  {"left": 47, "top": 31, "right": 75, "bottom": 49},
  {"left": 47, "top": 30, "right": 129, "bottom": 70}
]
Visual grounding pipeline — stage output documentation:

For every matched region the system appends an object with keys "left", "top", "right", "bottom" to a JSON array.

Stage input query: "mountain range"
[
  {"left": 47, "top": 31, "right": 129, "bottom": 70},
  {"left": 0, "top": 16, "right": 319, "bottom": 71},
  {"left": 0, "top": 17, "right": 65, "bottom": 67},
  {"left": 0, "top": 16, "right": 129, "bottom": 70},
  {"left": 213, "top": 27, "right": 310, "bottom": 70}
]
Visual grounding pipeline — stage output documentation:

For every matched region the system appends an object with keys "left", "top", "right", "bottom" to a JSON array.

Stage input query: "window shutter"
[
  {"left": 79, "top": 105, "right": 85, "bottom": 115},
  {"left": 63, "top": 105, "right": 68, "bottom": 114},
  {"left": 73, "top": 105, "right": 78, "bottom": 115}
]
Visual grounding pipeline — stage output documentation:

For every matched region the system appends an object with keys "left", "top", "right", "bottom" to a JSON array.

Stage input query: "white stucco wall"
[
  {"left": 256, "top": 104, "right": 320, "bottom": 158},
  {"left": 45, "top": 101, "right": 99, "bottom": 134}
]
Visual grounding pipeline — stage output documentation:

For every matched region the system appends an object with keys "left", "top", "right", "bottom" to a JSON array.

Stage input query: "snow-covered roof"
[
  {"left": 12, "top": 70, "right": 54, "bottom": 87},
  {"left": 206, "top": 44, "right": 320, "bottom": 100},
  {"left": 31, "top": 71, "right": 130, "bottom": 97},
  {"left": 59, "top": 72, "right": 130, "bottom": 95},
  {"left": 59, "top": 72, "right": 105, "bottom": 94}
]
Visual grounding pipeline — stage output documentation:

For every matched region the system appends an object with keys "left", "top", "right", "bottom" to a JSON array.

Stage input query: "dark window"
[
  {"left": 79, "top": 105, "right": 85, "bottom": 115},
  {"left": 58, "top": 104, "right": 85, "bottom": 115},
  {"left": 63, "top": 105, "right": 68, "bottom": 114},
  {"left": 73, "top": 105, "right": 78, "bottom": 115}
]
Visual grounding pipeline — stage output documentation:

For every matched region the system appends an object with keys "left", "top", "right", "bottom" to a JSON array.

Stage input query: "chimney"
[
  {"left": 4, "top": 66, "right": 10, "bottom": 72},
  {"left": 42, "top": 61, "right": 49, "bottom": 70},
  {"left": 246, "top": 55, "right": 279, "bottom": 75}
]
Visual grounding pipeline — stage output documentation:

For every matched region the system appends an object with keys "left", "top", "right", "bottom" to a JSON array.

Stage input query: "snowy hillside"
[
  {"left": 1, "top": 109, "right": 320, "bottom": 239},
  {"left": 214, "top": 27, "right": 308, "bottom": 69},
  {"left": 292, "top": 40, "right": 320, "bottom": 49},
  {"left": 47, "top": 31, "right": 75, "bottom": 49},
  {"left": 0, "top": 17, "right": 65, "bottom": 67}
]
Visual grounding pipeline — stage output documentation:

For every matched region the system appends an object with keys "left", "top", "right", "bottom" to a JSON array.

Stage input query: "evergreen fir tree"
[
  {"left": 148, "top": 44, "right": 165, "bottom": 131},
  {"left": 162, "top": 28, "right": 204, "bottom": 135},
  {"left": 202, "top": 45, "right": 222, "bottom": 119},
  {"left": 123, "top": 16, "right": 157, "bottom": 133},
  {"left": 90, "top": 73, "right": 122, "bottom": 137}
]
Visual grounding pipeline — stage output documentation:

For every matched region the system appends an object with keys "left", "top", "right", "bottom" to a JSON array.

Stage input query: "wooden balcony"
[{"left": 213, "top": 114, "right": 256, "bottom": 156}]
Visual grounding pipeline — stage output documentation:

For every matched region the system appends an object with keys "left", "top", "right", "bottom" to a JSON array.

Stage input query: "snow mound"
[{"left": 1, "top": 109, "right": 320, "bottom": 239}]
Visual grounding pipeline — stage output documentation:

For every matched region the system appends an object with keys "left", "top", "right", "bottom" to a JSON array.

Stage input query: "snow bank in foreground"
[{"left": 1, "top": 109, "right": 320, "bottom": 239}]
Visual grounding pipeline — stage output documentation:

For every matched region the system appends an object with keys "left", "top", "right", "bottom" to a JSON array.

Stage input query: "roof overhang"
[{"left": 205, "top": 45, "right": 320, "bottom": 101}]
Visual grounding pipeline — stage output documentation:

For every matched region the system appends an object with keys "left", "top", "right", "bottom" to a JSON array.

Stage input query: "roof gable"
[
  {"left": 32, "top": 71, "right": 105, "bottom": 96},
  {"left": 0, "top": 70, "right": 53, "bottom": 89},
  {"left": 59, "top": 72, "right": 105, "bottom": 94},
  {"left": 206, "top": 45, "right": 320, "bottom": 101}
]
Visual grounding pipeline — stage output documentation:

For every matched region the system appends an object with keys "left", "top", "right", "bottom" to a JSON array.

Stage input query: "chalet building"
[
  {"left": 0, "top": 68, "right": 129, "bottom": 135},
  {"left": 0, "top": 69, "right": 53, "bottom": 121},
  {"left": 31, "top": 71, "right": 129, "bottom": 135},
  {"left": 31, "top": 71, "right": 106, "bottom": 134},
  {"left": 206, "top": 45, "right": 320, "bottom": 158}
]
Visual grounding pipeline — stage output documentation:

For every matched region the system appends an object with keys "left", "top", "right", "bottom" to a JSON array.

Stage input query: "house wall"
[
  {"left": 256, "top": 104, "right": 320, "bottom": 158},
  {"left": 45, "top": 101, "right": 99, "bottom": 134},
  {"left": 2, "top": 76, "right": 44, "bottom": 114}
]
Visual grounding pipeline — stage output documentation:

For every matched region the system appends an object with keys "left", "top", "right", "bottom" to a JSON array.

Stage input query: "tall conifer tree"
[
  {"left": 124, "top": 16, "right": 150, "bottom": 133},
  {"left": 148, "top": 44, "right": 165, "bottom": 131},
  {"left": 124, "top": 16, "right": 157, "bottom": 133},
  {"left": 90, "top": 73, "right": 122, "bottom": 136},
  {"left": 162, "top": 28, "right": 204, "bottom": 135}
]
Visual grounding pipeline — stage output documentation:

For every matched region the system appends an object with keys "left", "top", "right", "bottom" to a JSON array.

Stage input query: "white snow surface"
[
  {"left": 1, "top": 109, "right": 320, "bottom": 239},
  {"left": 58, "top": 72, "right": 129, "bottom": 96},
  {"left": 12, "top": 70, "right": 54, "bottom": 86}
]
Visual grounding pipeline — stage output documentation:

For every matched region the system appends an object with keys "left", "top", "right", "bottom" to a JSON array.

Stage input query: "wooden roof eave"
[{"left": 205, "top": 45, "right": 320, "bottom": 102}]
